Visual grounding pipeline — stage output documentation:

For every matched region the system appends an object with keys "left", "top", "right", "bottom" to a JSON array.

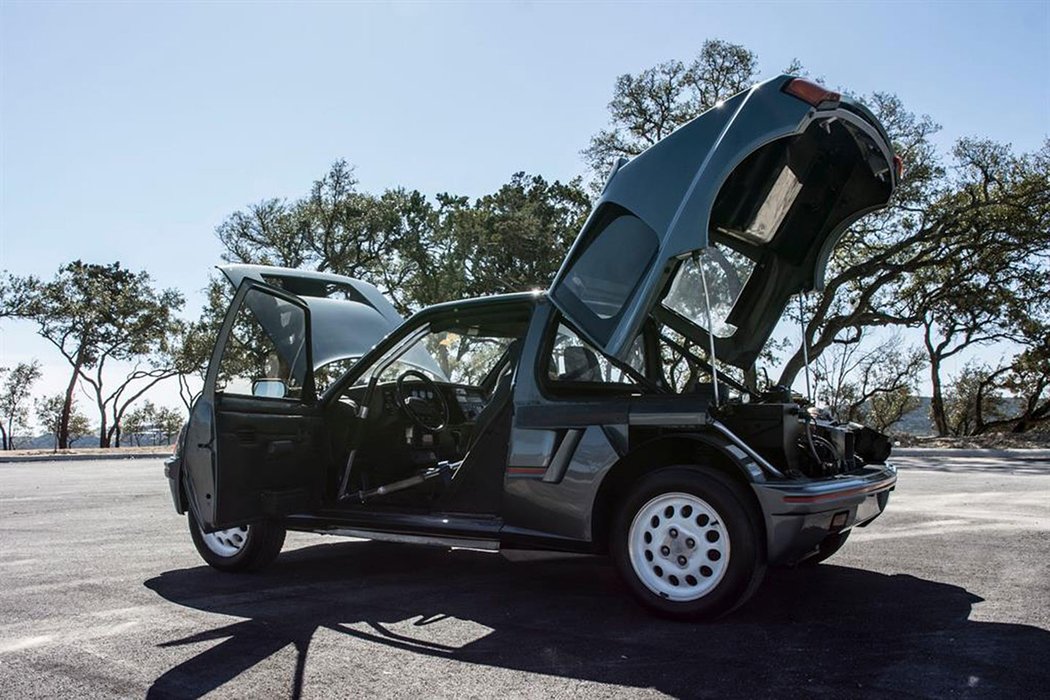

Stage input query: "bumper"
[
  {"left": 752, "top": 463, "right": 896, "bottom": 565},
  {"left": 164, "top": 454, "right": 186, "bottom": 513}
]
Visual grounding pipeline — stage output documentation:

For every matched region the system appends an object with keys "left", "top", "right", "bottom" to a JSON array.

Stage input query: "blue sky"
[{"left": 2, "top": 1, "right": 1048, "bottom": 411}]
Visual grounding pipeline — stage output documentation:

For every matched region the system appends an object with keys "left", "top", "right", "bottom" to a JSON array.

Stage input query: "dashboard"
[
  {"left": 375, "top": 381, "right": 489, "bottom": 424},
  {"left": 452, "top": 386, "right": 488, "bottom": 421}
]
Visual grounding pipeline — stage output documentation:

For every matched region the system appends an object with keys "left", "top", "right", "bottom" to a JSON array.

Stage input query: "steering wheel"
[{"left": 395, "top": 369, "right": 450, "bottom": 433}]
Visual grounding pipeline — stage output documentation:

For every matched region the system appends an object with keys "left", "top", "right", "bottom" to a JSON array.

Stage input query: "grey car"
[{"left": 165, "top": 76, "right": 901, "bottom": 619}]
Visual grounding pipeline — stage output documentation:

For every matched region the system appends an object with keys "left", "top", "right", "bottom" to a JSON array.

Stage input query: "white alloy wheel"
[
  {"left": 200, "top": 525, "right": 251, "bottom": 558},
  {"left": 627, "top": 492, "right": 731, "bottom": 602}
]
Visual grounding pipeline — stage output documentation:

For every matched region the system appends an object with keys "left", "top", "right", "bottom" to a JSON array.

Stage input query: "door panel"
[
  {"left": 181, "top": 393, "right": 218, "bottom": 526},
  {"left": 212, "top": 397, "right": 325, "bottom": 524},
  {"left": 183, "top": 280, "right": 322, "bottom": 531}
]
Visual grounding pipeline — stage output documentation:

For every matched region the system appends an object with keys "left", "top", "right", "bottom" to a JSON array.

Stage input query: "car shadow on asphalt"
[{"left": 144, "top": 540, "right": 1050, "bottom": 699}]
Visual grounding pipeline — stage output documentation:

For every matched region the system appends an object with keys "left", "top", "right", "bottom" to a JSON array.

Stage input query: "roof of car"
[{"left": 415, "top": 291, "right": 544, "bottom": 316}]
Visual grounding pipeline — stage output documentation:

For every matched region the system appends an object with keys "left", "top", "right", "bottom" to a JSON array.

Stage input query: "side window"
[
  {"left": 547, "top": 323, "right": 643, "bottom": 386},
  {"left": 216, "top": 289, "right": 309, "bottom": 400}
]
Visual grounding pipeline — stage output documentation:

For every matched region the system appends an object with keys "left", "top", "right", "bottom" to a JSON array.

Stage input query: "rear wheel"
[
  {"left": 187, "top": 509, "right": 286, "bottom": 572},
  {"left": 611, "top": 466, "right": 765, "bottom": 620}
]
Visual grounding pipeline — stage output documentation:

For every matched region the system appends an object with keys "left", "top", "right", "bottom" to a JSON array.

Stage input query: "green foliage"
[
  {"left": 0, "top": 361, "right": 42, "bottom": 449},
  {"left": 5, "top": 261, "right": 184, "bottom": 367},
  {"left": 122, "top": 400, "right": 186, "bottom": 446},
  {"left": 214, "top": 161, "right": 432, "bottom": 307},
  {"left": 812, "top": 333, "right": 926, "bottom": 432},
  {"left": 35, "top": 394, "right": 91, "bottom": 450},
  {"left": 416, "top": 173, "right": 590, "bottom": 307},
  {"left": 2, "top": 261, "right": 186, "bottom": 447},
  {"left": 168, "top": 319, "right": 217, "bottom": 409},
  {"left": 582, "top": 39, "right": 761, "bottom": 182},
  {"left": 941, "top": 362, "right": 1007, "bottom": 437},
  {"left": 154, "top": 406, "right": 185, "bottom": 444},
  {"left": 213, "top": 165, "right": 589, "bottom": 315}
]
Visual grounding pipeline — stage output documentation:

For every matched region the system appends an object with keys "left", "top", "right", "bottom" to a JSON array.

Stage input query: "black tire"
[
  {"left": 187, "top": 509, "right": 286, "bottom": 572},
  {"left": 610, "top": 466, "right": 766, "bottom": 620},
  {"left": 799, "top": 530, "right": 850, "bottom": 566}
]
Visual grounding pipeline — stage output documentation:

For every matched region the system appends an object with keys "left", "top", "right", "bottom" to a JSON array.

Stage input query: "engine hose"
[{"left": 802, "top": 413, "right": 823, "bottom": 469}]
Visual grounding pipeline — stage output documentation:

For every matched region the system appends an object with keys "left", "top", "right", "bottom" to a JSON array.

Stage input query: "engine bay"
[{"left": 716, "top": 388, "right": 892, "bottom": 479}]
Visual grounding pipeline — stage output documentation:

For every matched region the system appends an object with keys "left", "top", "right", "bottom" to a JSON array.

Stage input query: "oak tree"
[{"left": 3, "top": 261, "right": 185, "bottom": 447}]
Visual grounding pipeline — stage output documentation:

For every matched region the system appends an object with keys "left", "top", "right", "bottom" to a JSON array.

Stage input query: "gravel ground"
[{"left": 0, "top": 451, "right": 1048, "bottom": 698}]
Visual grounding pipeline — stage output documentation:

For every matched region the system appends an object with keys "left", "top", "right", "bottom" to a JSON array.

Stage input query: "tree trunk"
[
  {"left": 0, "top": 425, "right": 7, "bottom": 451},
  {"left": 1011, "top": 417, "right": 1030, "bottom": 434},
  {"left": 777, "top": 347, "right": 805, "bottom": 389},
  {"left": 58, "top": 354, "right": 83, "bottom": 450},
  {"left": 928, "top": 354, "right": 948, "bottom": 436},
  {"left": 98, "top": 413, "right": 110, "bottom": 448}
]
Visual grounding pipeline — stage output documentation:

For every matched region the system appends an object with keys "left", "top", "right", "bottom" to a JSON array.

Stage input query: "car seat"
[{"left": 559, "top": 345, "right": 602, "bottom": 382}]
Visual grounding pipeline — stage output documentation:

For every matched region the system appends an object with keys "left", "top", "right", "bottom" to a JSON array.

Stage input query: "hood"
[{"left": 218, "top": 264, "right": 402, "bottom": 369}]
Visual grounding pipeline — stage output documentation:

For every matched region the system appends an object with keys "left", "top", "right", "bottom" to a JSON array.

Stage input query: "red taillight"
[
  {"left": 893, "top": 154, "right": 905, "bottom": 180},
  {"left": 783, "top": 78, "right": 841, "bottom": 107}
]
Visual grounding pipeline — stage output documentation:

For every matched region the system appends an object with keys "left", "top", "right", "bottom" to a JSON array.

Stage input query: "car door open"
[{"left": 183, "top": 280, "right": 325, "bottom": 531}]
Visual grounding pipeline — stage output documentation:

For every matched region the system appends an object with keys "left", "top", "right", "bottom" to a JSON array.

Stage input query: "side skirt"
[{"left": 313, "top": 527, "right": 500, "bottom": 550}]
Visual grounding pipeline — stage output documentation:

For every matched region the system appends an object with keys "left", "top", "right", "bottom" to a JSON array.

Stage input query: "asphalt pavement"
[{"left": 1, "top": 450, "right": 1048, "bottom": 698}]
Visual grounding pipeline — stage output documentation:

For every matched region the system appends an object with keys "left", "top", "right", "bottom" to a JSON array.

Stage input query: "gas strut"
[{"left": 345, "top": 461, "right": 456, "bottom": 503}]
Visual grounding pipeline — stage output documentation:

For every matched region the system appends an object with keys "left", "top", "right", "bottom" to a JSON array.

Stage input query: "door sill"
[{"left": 318, "top": 527, "right": 499, "bottom": 551}]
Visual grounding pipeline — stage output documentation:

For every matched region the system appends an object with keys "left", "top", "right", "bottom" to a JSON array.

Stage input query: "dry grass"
[
  {"left": 893, "top": 432, "right": 1050, "bottom": 449},
  {"left": 4, "top": 445, "right": 174, "bottom": 458}
]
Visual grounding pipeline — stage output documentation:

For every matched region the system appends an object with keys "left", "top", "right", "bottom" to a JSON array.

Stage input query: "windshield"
[
  {"left": 661, "top": 244, "right": 755, "bottom": 338},
  {"left": 315, "top": 356, "right": 360, "bottom": 394},
  {"left": 353, "top": 325, "right": 523, "bottom": 387},
  {"left": 353, "top": 330, "right": 450, "bottom": 386}
]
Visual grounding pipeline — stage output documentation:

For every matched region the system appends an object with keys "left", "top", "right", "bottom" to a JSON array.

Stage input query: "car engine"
[{"left": 716, "top": 386, "right": 892, "bottom": 478}]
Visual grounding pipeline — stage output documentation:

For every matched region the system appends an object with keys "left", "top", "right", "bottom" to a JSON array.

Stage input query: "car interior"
[{"left": 323, "top": 305, "right": 534, "bottom": 513}]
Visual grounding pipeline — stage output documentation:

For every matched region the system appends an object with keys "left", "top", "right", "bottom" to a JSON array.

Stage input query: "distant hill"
[
  {"left": 892, "top": 396, "right": 1026, "bottom": 436},
  {"left": 896, "top": 397, "right": 935, "bottom": 436},
  {"left": 8, "top": 432, "right": 173, "bottom": 450}
]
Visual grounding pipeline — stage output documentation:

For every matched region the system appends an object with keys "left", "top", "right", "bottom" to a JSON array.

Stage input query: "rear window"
[
  {"left": 552, "top": 209, "right": 660, "bottom": 348},
  {"left": 261, "top": 274, "right": 368, "bottom": 303},
  {"left": 562, "top": 214, "right": 658, "bottom": 320}
]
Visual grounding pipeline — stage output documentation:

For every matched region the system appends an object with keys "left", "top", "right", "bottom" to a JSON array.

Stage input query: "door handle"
[{"left": 267, "top": 440, "right": 296, "bottom": 456}]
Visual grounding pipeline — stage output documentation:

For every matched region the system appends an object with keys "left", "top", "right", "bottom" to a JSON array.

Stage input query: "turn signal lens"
[{"left": 783, "top": 78, "right": 841, "bottom": 107}]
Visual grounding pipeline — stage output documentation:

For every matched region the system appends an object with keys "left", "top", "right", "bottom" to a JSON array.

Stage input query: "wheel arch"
[{"left": 590, "top": 432, "right": 764, "bottom": 554}]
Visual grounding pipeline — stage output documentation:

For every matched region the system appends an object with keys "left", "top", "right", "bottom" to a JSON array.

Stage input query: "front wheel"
[
  {"left": 611, "top": 466, "right": 766, "bottom": 620},
  {"left": 187, "top": 509, "right": 286, "bottom": 572}
]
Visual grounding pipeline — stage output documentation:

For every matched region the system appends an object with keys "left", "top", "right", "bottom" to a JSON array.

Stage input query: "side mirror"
[{"left": 252, "top": 378, "right": 287, "bottom": 398}]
